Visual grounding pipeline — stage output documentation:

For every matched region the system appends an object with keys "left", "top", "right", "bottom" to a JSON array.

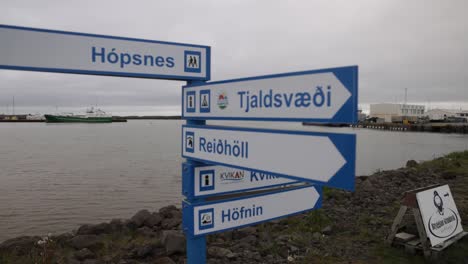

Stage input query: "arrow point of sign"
[
  {"left": 325, "top": 133, "right": 356, "bottom": 191},
  {"left": 330, "top": 66, "right": 358, "bottom": 124}
]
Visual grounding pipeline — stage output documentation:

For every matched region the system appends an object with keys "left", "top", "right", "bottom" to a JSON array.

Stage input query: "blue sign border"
[
  {"left": 0, "top": 24, "right": 211, "bottom": 81},
  {"left": 181, "top": 65, "right": 357, "bottom": 123},
  {"left": 182, "top": 184, "right": 322, "bottom": 237},
  {"left": 182, "top": 124, "right": 356, "bottom": 191}
]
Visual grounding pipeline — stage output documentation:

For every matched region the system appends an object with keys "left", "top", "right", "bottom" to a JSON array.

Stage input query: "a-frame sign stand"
[{"left": 387, "top": 184, "right": 467, "bottom": 259}]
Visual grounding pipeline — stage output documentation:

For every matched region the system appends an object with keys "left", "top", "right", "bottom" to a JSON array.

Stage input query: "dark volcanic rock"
[
  {"left": 406, "top": 160, "right": 418, "bottom": 168},
  {"left": 161, "top": 217, "right": 181, "bottom": 230},
  {"left": 130, "top": 244, "right": 154, "bottom": 259},
  {"left": 442, "top": 170, "right": 457, "bottom": 180},
  {"left": 145, "top": 212, "right": 163, "bottom": 228},
  {"left": 109, "top": 218, "right": 124, "bottom": 232},
  {"left": 154, "top": 257, "right": 176, "bottom": 264},
  {"left": 159, "top": 205, "right": 178, "bottom": 218},
  {"left": 69, "top": 235, "right": 103, "bottom": 250},
  {"left": 77, "top": 222, "right": 111, "bottom": 235},
  {"left": 0, "top": 236, "right": 41, "bottom": 255},
  {"left": 129, "top": 209, "right": 152, "bottom": 228},
  {"left": 162, "top": 230, "right": 185, "bottom": 255},
  {"left": 321, "top": 225, "right": 332, "bottom": 235},
  {"left": 74, "top": 248, "right": 95, "bottom": 261},
  {"left": 208, "top": 246, "right": 233, "bottom": 258}
]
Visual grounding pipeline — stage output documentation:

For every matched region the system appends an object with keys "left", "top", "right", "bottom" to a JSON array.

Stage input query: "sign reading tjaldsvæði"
[{"left": 182, "top": 66, "right": 357, "bottom": 124}]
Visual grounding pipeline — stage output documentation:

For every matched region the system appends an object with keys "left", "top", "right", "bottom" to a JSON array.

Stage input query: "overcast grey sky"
[{"left": 1, "top": 0, "right": 467, "bottom": 114}]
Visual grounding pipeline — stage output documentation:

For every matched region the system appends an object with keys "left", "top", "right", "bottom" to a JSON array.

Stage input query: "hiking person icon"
[
  {"left": 187, "top": 137, "right": 193, "bottom": 148},
  {"left": 193, "top": 56, "right": 198, "bottom": 67},
  {"left": 188, "top": 56, "right": 194, "bottom": 67}
]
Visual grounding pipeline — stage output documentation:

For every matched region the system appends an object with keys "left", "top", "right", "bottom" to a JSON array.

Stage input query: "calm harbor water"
[{"left": 1, "top": 120, "right": 468, "bottom": 242}]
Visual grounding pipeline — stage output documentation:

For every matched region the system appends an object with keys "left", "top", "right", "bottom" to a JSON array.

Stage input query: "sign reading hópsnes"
[
  {"left": 0, "top": 25, "right": 210, "bottom": 81},
  {"left": 182, "top": 125, "right": 356, "bottom": 190},
  {"left": 183, "top": 164, "right": 298, "bottom": 199},
  {"left": 416, "top": 185, "right": 464, "bottom": 246},
  {"left": 182, "top": 66, "right": 357, "bottom": 123},
  {"left": 183, "top": 185, "right": 321, "bottom": 236}
]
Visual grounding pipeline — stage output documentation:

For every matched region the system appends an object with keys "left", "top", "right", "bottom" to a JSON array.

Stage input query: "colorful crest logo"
[{"left": 217, "top": 92, "right": 228, "bottom": 109}]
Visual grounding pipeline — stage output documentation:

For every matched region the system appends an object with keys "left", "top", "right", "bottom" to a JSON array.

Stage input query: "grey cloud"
[{"left": 0, "top": 0, "right": 467, "bottom": 112}]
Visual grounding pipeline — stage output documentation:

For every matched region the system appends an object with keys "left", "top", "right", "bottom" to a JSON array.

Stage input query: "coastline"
[{"left": 1, "top": 151, "right": 467, "bottom": 263}]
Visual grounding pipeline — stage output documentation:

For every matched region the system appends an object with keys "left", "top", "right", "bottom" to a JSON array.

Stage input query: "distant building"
[
  {"left": 426, "top": 109, "right": 468, "bottom": 121},
  {"left": 369, "top": 103, "right": 425, "bottom": 123},
  {"left": 357, "top": 109, "right": 366, "bottom": 122}
]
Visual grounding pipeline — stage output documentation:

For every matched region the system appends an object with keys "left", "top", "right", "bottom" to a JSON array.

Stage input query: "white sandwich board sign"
[{"left": 416, "top": 184, "right": 464, "bottom": 246}]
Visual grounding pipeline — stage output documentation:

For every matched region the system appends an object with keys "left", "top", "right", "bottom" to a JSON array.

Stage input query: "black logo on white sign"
[{"left": 428, "top": 191, "right": 459, "bottom": 238}]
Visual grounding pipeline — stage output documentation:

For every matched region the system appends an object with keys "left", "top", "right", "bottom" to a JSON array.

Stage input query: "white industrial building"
[
  {"left": 369, "top": 103, "right": 425, "bottom": 123},
  {"left": 426, "top": 109, "right": 468, "bottom": 121}
]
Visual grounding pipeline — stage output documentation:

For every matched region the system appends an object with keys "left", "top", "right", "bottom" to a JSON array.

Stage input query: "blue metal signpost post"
[{"left": 184, "top": 81, "right": 208, "bottom": 264}]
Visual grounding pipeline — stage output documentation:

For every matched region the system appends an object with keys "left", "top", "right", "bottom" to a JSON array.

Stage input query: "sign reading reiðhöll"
[{"left": 182, "top": 124, "right": 355, "bottom": 191}]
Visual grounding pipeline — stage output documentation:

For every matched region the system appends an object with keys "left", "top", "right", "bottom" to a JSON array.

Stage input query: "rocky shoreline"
[{"left": 1, "top": 151, "right": 468, "bottom": 263}]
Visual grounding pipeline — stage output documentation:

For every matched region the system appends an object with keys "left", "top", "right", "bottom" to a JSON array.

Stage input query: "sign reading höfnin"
[{"left": 0, "top": 25, "right": 210, "bottom": 81}]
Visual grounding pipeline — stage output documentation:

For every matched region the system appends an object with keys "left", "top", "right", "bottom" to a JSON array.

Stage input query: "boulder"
[
  {"left": 154, "top": 257, "right": 176, "bottom": 264},
  {"left": 144, "top": 212, "right": 162, "bottom": 228},
  {"left": 321, "top": 225, "right": 332, "bottom": 235},
  {"left": 406, "top": 160, "right": 418, "bottom": 168},
  {"left": 136, "top": 226, "right": 155, "bottom": 237},
  {"left": 442, "top": 171, "right": 457, "bottom": 180},
  {"left": 161, "top": 217, "right": 181, "bottom": 230},
  {"left": 129, "top": 209, "right": 152, "bottom": 228},
  {"left": 131, "top": 244, "right": 154, "bottom": 259},
  {"left": 77, "top": 223, "right": 111, "bottom": 235},
  {"left": 109, "top": 219, "right": 124, "bottom": 232},
  {"left": 74, "top": 248, "right": 95, "bottom": 261},
  {"left": 159, "top": 205, "right": 178, "bottom": 218},
  {"left": 162, "top": 230, "right": 185, "bottom": 255},
  {"left": 0, "top": 236, "right": 41, "bottom": 255},
  {"left": 69, "top": 235, "right": 103, "bottom": 250},
  {"left": 208, "top": 246, "right": 233, "bottom": 258}
]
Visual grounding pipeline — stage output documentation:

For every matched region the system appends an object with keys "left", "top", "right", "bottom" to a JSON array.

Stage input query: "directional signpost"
[
  {"left": 182, "top": 125, "right": 356, "bottom": 191},
  {"left": 183, "top": 66, "right": 357, "bottom": 123},
  {"left": 0, "top": 25, "right": 210, "bottom": 81},
  {"left": 183, "top": 185, "right": 321, "bottom": 237},
  {"left": 183, "top": 164, "right": 299, "bottom": 199},
  {"left": 0, "top": 24, "right": 358, "bottom": 264}
]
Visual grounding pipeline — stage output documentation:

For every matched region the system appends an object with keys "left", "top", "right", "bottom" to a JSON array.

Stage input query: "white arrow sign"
[
  {"left": 182, "top": 125, "right": 355, "bottom": 190},
  {"left": 0, "top": 25, "right": 210, "bottom": 81},
  {"left": 182, "top": 66, "right": 357, "bottom": 123},
  {"left": 183, "top": 185, "right": 321, "bottom": 236}
]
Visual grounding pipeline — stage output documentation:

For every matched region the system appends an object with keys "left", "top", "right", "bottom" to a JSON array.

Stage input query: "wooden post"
[
  {"left": 412, "top": 208, "right": 431, "bottom": 258},
  {"left": 386, "top": 205, "right": 407, "bottom": 245}
]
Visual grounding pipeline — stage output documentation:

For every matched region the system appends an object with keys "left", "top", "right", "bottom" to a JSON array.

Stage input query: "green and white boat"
[{"left": 45, "top": 107, "right": 112, "bottom": 123}]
